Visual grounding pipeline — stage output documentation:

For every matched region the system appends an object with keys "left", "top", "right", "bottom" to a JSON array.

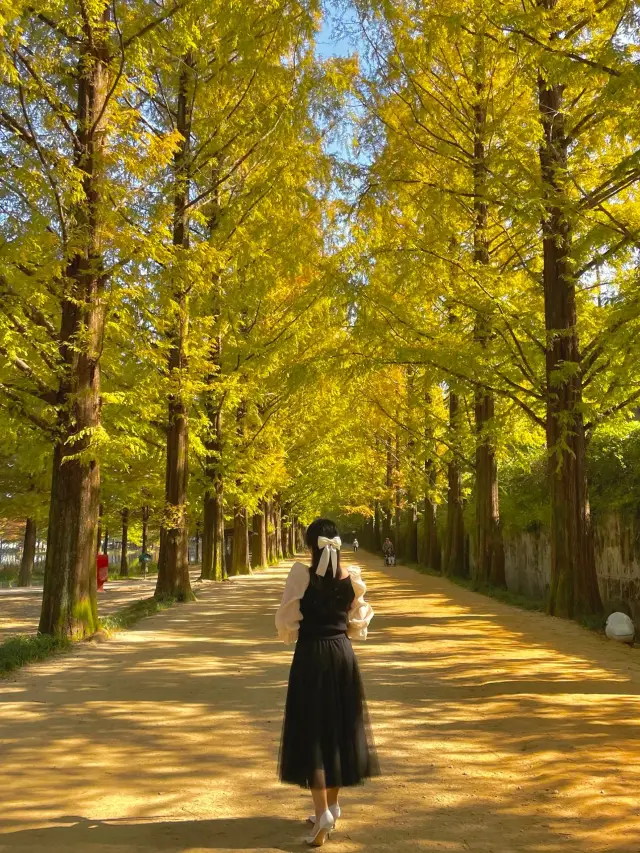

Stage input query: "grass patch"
[
  {"left": 1, "top": 595, "right": 178, "bottom": 677},
  {"left": 404, "top": 559, "right": 546, "bottom": 613},
  {"left": 99, "top": 595, "right": 175, "bottom": 633},
  {"left": 0, "top": 634, "right": 70, "bottom": 676},
  {"left": 107, "top": 561, "right": 158, "bottom": 581}
]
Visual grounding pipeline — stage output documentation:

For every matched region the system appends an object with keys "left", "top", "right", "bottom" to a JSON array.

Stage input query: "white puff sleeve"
[
  {"left": 275, "top": 562, "right": 310, "bottom": 644},
  {"left": 347, "top": 565, "right": 374, "bottom": 641}
]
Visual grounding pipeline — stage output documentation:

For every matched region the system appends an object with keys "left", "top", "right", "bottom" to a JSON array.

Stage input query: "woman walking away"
[{"left": 275, "top": 518, "right": 379, "bottom": 847}]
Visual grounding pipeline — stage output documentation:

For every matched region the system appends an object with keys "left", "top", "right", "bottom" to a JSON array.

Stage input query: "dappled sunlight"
[{"left": 2, "top": 552, "right": 640, "bottom": 851}]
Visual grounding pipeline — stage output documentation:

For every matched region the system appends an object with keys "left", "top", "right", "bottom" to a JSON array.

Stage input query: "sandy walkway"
[
  {"left": 1, "top": 551, "right": 640, "bottom": 853},
  {"left": 0, "top": 572, "right": 200, "bottom": 641}
]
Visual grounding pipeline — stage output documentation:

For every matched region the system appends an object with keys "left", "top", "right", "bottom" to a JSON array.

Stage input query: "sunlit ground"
[
  {"left": 0, "top": 572, "right": 201, "bottom": 640},
  {"left": 1, "top": 552, "right": 640, "bottom": 852}
]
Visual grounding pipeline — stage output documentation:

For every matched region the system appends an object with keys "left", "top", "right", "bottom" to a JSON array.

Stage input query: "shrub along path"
[{"left": 1, "top": 551, "right": 640, "bottom": 852}]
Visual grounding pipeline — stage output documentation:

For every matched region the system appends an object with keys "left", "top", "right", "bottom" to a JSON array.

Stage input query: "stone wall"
[{"left": 503, "top": 513, "right": 640, "bottom": 621}]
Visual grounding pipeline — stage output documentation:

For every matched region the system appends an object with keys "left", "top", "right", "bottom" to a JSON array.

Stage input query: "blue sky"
[{"left": 315, "top": 3, "right": 359, "bottom": 60}]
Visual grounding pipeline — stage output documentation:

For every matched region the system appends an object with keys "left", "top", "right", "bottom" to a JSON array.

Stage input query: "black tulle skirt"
[{"left": 279, "top": 635, "right": 380, "bottom": 789}]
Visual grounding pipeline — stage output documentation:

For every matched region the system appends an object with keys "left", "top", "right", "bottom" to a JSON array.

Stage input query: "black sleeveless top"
[{"left": 298, "top": 569, "right": 356, "bottom": 641}]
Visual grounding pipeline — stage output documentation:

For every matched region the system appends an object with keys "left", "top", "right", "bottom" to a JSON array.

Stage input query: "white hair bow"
[{"left": 316, "top": 535, "right": 342, "bottom": 577}]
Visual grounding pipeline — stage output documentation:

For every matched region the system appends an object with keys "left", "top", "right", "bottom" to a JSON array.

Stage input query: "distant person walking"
[
  {"left": 352, "top": 537, "right": 359, "bottom": 552},
  {"left": 382, "top": 537, "right": 395, "bottom": 566},
  {"left": 275, "top": 518, "right": 379, "bottom": 846}
]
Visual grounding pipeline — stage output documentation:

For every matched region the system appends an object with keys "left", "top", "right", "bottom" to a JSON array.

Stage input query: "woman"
[{"left": 276, "top": 518, "right": 379, "bottom": 847}]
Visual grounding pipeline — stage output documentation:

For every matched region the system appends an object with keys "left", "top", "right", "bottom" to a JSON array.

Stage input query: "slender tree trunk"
[
  {"left": 201, "top": 413, "right": 224, "bottom": 581},
  {"left": 102, "top": 527, "right": 109, "bottom": 555},
  {"left": 230, "top": 504, "right": 250, "bottom": 575},
  {"left": 201, "top": 179, "right": 224, "bottom": 583},
  {"left": 374, "top": 500, "right": 382, "bottom": 551},
  {"left": 275, "top": 499, "right": 283, "bottom": 560},
  {"left": 18, "top": 518, "right": 36, "bottom": 587},
  {"left": 537, "top": 28, "right": 601, "bottom": 616},
  {"left": 421, "top": 490, "right": 440, "bottom": 569},
  {"left": 195, "top": 522, "right": 200, "bottom": 564},
  {"left": 251, "top": 511, "right": 267, "bottom": 568},
  {"left": 265, "top": 500, "right": 275, "bottom": 562},
  {"left": 96, "top": 503, "right": 103, "bottom": 562},
  {"left": 141, "top": 505, "right": 149, "bottom": 555},
  {"left": 471, "top": 29, "right": 505, "bottom": 587},
  {"left": 156, "top": 52, "right": 195, "bottom": 602},
  {"left": 39, "top": 12, "right": 111, "bottom": 638},
  {"left": 119, "top": 508, "right": 129, "bottom": 577},
  {"left": 444, "top": 389, "right": 466, "bottom": 577},
  {"left": 406, "top": 502, "right": 418, "bottom": 562}
]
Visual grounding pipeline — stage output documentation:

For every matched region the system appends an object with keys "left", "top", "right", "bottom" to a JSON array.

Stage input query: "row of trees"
[
  {"left": 3, "top": 0, "right": 640, "bottom": 633},
  {"left": 0, "top": 0, "right": 359, "bottom": 636},
  {"left": 342, "top": 0, "right": 640, "bottom": 617}
]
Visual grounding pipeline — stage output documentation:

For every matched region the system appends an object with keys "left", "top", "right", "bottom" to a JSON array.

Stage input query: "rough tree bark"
[
  {"left": 96, "top": 503, "right": 103, "bottom": 561},
  {"left": 537, "top": 12, "right": 601, "bottom": 616},
  {"left": 141, "top": 505, "right": 149, "bottom": 555},
  {"left": 200, "top": 175, "right": 225, "bottom": 583},
  {"left": 374, "top": 501, "right": 382, "bottom": 551},
  {"left": 119, "top": 508, "right": 129, "bottom": 577},
  {"left": 156, "top": 52, "right": 195, "bottom": 602},
  {"left": 230, "top": 503, "right": 250, "bottom": 575},
  {"left": 251, "top": 510, "right": 267, "bottom": 569},
  {"left": 444, "top": 389, "right": 466, "bottom": 577},
  {"left": 266, "top": 499, "right": 276, "bottom": 563},
  {"left": 18, "top": 518, "right": 36, "bottom": 587},
  {"left": 39, "top": 9, "right": 111, "bottom": 638},
  {"left": 471, "top": 29, "right": 505, "bottom": 587},
  {"left": 274, "top": 498, "right": 283, "bottom": 560},
  {"left": 421, "top": 385, "right": 441, "bottom": 570}
]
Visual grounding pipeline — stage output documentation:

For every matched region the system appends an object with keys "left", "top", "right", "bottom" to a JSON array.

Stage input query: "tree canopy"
[{"left": 1, "top": 0, "right": 640, "bottom": 633}]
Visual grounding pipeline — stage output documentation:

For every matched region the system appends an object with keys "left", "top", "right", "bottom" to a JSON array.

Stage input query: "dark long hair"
[{"left": 305, "top": 517, "right": 341, "bottom": 583}]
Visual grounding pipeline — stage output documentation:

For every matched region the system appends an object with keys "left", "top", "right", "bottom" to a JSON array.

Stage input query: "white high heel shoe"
[
  {"left": 305, "top": 809, "right": 335, "bottom": 847},
  {"left": 307, "top": 802, "right": 340, "bottom": 826}
]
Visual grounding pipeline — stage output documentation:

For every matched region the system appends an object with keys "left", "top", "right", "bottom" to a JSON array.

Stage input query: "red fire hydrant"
[{"left": 97, "top": 553, "right": 109, "bottom": 592}]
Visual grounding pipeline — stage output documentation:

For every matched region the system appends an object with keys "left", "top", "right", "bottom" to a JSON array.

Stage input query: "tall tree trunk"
[
  {"left": 274, "top": 499, "right": 283, "bottom": 560},
  {"left": 421, "top": 489, "right": 440, "bottom": 569},
  {"left": 102, "top": 526, "right": 109, "bottom": 555},
  {"left": 406, "top": 502, "right": 418, "bottom": 562},
  {"left": 18, "top": 518, "right": 36, "bottom": 587},
  {"left": 201, "top": 178, "right": 224, "bottom": 583},
  {"left": 141, "top": 505, "right": 149, "bottom": 555},
  {"left": 382, "top": 439, "right": 393, "bottom": 542},
  {"left": 96, "top": 503, "right": 103, "bottom": 562},
  {"left": 230, "top": 504, "right": 250, "bottom": 575},
  {"left": 421, "top": 382, "right": 441, "bottom": 570},
  {"left": 251, "top": 510, "right": 267, "bottom": 568},
  {"left": 156, "top": 52, "right": 195, "bottom": 602},
  {"left": 444, "top": 389, "right": 466, "bottom": 577},
  {"left": 472, "top": 27, "right": 505, "bottom": 587},
  {"left": 39, "top": 12, "right": 111, "bottom": 638},
  {"left": 374, "top": 500, "right": 382, "bottom": 551},
  {"left": 537, "top": 25, "right": 601, "bottom": 616},
  {"left": 266, "top": 499, "right": 275, "bottom": 562},
  {"left": 194, "top": 522, "right": 200, "bottom": 564},
  {"left": 119, "top": 508, "right": 129, "bottom": 577}
]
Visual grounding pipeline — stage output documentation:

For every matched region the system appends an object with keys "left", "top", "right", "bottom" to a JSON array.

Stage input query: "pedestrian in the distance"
[
  {"left": 353, "top": 537, "right": 359, "bottom": 552},
  {"left": 275, "top": 518, "right": 379, "bottom": 847}
]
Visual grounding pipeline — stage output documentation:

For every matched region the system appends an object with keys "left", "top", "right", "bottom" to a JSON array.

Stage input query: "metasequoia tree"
[{"left": 0, "top": 0, "right": 181, "bottom": 636}]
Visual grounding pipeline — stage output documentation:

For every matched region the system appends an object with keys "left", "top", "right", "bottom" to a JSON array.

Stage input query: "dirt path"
[
  {"left": 0, "top": 572, "right": 199, "bottom": 641},
  {"left": 1, "top": 551, "right": 640, "bottom": 853}
]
